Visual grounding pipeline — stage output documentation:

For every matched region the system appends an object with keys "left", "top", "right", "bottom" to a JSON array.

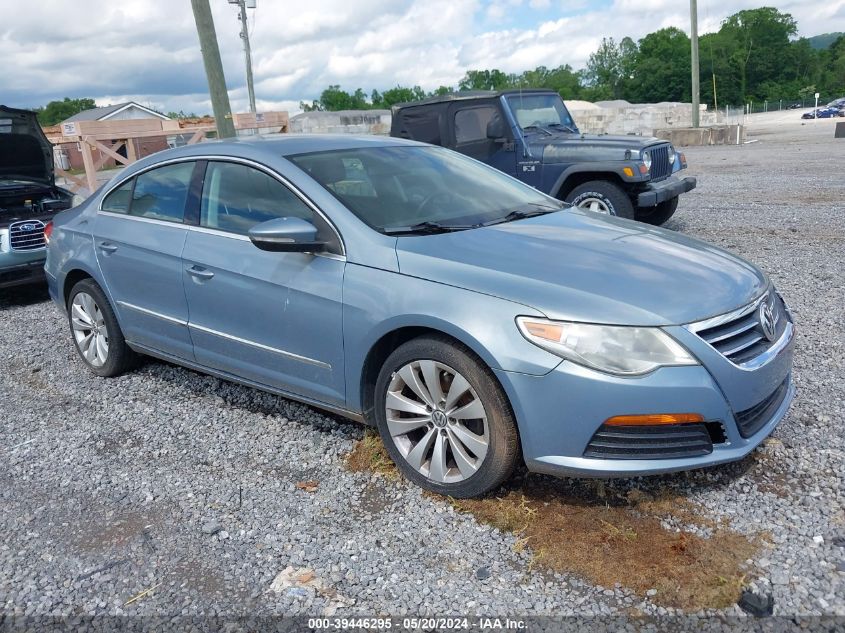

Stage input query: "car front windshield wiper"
[
  {"left": 522, "top": 124, "right": 553, "bottom": 136},
  {"left": 481, "top": 203, "right": 563, "bottom": 227},
  {"left": 547, "top": 122, "right": 579, "bottom": 134},
  {"left": 382, "top": 220, "right": 479, "bottom": 236}
]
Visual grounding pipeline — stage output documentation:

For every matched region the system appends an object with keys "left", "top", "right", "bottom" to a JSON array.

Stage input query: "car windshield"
[
  {"left": 506, "top": 94, "right": 577, "bottom": 132},
  {"left": 288, "top": 145, "right": 563, "bottom": 234}
]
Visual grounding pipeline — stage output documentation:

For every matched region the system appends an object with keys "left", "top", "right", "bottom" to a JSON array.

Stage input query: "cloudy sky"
[{"left": 2, "top": 0, "right": 843, "bottom": 116}]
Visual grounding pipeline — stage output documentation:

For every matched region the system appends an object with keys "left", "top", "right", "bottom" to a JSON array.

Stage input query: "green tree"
[
  {"left": 371, "top": 85, "right": 426, "bottom": 108},
  {"left": 719, "top": 7, "right": 798, "bottom": 101},
  {"left": 35, "top": 97, "right": 96, "bottom": 126},
  {"left": 458, "top": 69, "right": 513, "bottom": 91},
  {"left": 629, "top": 27, "right": 691, "bottom": 103},
  {"left": 583, "top": 37, "right": 638, "bottom": 100}
]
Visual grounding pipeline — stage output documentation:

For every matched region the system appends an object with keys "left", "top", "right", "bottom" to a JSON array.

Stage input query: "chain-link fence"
[{"left": 722, "top": 95, "right": 842, "bottom": 117}]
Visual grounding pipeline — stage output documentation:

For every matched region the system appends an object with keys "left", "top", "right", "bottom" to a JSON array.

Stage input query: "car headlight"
[
  {"left": 516, "top": 317, "right": 697, "bottom": 376},
  {"left": 667, "top": 145, "right": 676, "bottom": 165},
  {"left": 642, "top": 150, "right": 652, "bottom": 171}
]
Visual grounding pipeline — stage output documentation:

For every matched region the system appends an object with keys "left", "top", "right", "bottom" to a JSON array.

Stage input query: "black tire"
[
  {"left": 637, "top": 197, "right": 679, "bottom": 226},
  {"left": 565, "top": 180, "right": 635, "bottom": 220},
  {"left": 374, "top": 335, "right": 520, "bottom": 498},
  {"left": 67, "top": 278, "right": 137, "bottom": 377}
]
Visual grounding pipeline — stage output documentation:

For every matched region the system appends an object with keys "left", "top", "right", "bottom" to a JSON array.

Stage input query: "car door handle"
[
  {"left": 98, "top": 242, "right": 118, "bottom": 254},
  {"left": 186, "top": 266, "right": 214, "bottom": 280}
]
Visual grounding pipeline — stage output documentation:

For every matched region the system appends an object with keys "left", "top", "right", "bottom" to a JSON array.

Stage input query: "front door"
[
  {"left": 181, "top": 160, "right": 346, "bottom": 407},
  {"left": 93, "top": 161, "right": 199, "bottom": 359},
  {"left": 452, "top": 104, "right": 516, "bottom": 177}
]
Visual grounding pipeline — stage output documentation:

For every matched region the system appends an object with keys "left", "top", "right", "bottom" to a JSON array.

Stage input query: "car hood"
[
  {"left": 0, "top": 105, "right": 54, "bottom": 184},
  {"left": 531, "top": 132, "right": 664, "bottom": 164},
  {"left": 395, "top": 210, "right": 767, "bottom": 326}
]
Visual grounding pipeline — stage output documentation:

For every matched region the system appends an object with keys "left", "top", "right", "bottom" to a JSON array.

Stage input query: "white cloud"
[{"left": 0, "top": 0, "right": 841, "bottom": 115}]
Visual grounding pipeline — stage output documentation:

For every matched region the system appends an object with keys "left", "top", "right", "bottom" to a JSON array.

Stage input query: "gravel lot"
[{"left": 1, "top": 118, "right": 843, "bottom": 624}]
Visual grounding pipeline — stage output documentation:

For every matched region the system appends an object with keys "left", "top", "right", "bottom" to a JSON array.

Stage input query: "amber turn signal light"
[{"left": 604, "top": 413, "right": 704, "bottom": 426}]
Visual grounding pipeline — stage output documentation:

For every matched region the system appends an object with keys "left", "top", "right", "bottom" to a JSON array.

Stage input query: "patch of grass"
[
  {"left": 454, "top": 485, "right": 757, "bottom": 611},
  {"left": 344, "top": 435, "right": 757, "bottom": 611},
  {"left": 344, "top": 431, "right": 398, "bottom": 478}
]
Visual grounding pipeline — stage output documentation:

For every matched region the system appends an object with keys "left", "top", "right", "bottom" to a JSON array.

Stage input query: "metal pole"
[
  {"left": 690, "top": 0, "right": 700, "bottom": 128},
  {"left": 238, "top": 0, "right": 257, "bottom": 114},
  {"left": 190, "top": 0, "right": 236, "bottom": 138}
]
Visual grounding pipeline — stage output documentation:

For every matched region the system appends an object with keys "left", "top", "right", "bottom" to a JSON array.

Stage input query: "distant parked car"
[
  {"left": 802, "top": 108, "right": 844, "bottom": 119},
  {"left": 0, "top": 106, "right": 77, "bottom": 289},
  {"left": 45, "top": 136, "right": 794, "bottom": 498},
  {"left": 826, "top": 97, "right": 845, "bottom": 109}
]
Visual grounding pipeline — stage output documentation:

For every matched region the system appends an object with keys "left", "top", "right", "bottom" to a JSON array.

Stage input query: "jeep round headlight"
[
  {"left": 667, "top": 145, "right": 676, "bottom": 165},
  {"left": 642, "top": 150, "right": 652, "bottom": 171},
  {"left": 516, "top": 317, "right": 698, "bottom": 376}
]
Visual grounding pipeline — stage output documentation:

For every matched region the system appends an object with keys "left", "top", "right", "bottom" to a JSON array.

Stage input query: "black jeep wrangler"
[{"left": 390, "top": 89, "right": 696, "bottom": 224}]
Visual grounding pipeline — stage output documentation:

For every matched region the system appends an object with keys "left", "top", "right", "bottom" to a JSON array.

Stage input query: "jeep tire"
[
  {"left": 637, "top": 197, "right": 679, "bottom": 226},
  {"left": 565, "top": 181, "right": 635, "bottom": 220}
]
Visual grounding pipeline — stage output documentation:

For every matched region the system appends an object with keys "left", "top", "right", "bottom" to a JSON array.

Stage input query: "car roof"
[
  {"left": 139, "top": 133, "right": 425, "bottom": 162},
  {"left": 392, "top": 89, "right": 557, "bottom": 111}
]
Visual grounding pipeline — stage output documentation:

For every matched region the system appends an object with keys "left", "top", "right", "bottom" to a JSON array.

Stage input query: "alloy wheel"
[
  {"left": 577, "top": 196, "right": 613, "bottom": 214},
  {"left": 385, "top": 360, "right": 489, "bottom": 484},
  {"left": 71, "top": 292, "right": 109, "bottom": 368}
]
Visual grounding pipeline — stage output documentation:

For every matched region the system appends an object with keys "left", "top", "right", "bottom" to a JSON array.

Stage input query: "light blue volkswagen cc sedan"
[{"left": 44, "top": 135, "right": 795, "bottom": 498}]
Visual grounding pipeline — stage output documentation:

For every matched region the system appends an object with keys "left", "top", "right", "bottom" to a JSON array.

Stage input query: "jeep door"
[
  {"left": 450, "top": 103, "right": 516, "bottom": 177},
  {"left": 181, "top": 160, "right": 345, "bottom": 407}
]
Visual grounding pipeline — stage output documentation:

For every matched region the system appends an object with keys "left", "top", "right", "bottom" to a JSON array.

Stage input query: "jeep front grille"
[
  {"left": 9, "top": 220, "right": 46, "bottom": 251},
  {"left": 648, "top": 145, "right": 672, "bottom": 182},
  {"left": 688, "top": 291, "right": 789, "bottom": 366}
]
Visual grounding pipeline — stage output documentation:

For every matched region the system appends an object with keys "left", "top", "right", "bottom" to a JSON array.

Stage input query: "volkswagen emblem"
[{"left": 758, "top": 297, "right": 777, "bottom": 342}]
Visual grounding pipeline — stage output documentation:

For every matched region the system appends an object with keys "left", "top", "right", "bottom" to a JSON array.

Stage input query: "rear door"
[
  {"left": 181, "top": 160, "right": 346, "bottom": 406},
  {"left": 94, "top": 161, "right": 199, "bottom": 359}
]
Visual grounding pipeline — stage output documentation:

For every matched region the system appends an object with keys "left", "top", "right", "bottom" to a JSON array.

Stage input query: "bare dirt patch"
[{"left": 344, "top": 435, "right": 758, "bottom": 611}]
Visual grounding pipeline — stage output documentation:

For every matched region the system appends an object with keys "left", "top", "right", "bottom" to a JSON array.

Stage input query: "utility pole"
[
  {"left": 690, "top": 0, "right": 700, "bottom": 128},
  {"left": 230, "top": 0, "right": 257, "bottom": 113},
  {"left": 191, "top": 0, "right": 236, "bottom": 138}
]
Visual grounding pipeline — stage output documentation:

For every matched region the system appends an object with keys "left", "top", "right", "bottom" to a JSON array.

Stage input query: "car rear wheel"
[
  {"left": 565, "top": 180, "right": 635, "bottom": 220},
  {"left": 68, "top": 279, "right": 136, "bottom": 377},
  {"left": 374, "top": 336, "right": 520, "bottom": 498},
  {"left": 637, "top": 197, "right": 679, "bottom": 225}
]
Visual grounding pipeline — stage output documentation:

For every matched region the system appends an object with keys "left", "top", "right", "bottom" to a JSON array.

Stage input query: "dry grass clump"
[
  {"left": 345, "top": 434, "right": 757, "bottom": 610},
  {"left": 344, "top": 431, "right": 398, "bottom": 478}
]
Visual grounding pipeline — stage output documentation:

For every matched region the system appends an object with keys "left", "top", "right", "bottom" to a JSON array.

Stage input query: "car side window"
[
  {"left": 200, "top": 161, "right": 314, "bottom": 235},
  {"left": 454, "top": 107, "right": 498, "bottom": 144},
  {"left": 129, "top": 162, "right": 195, "bottom": 223},
  {"left": 101, "top": 179, "right": 134, "bottom": 214}
]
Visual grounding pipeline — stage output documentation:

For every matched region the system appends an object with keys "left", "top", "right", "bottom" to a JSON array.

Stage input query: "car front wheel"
[
  {"left": 67, "top": 278, "right": 136, "bottom": 377},
  {"left": 374, "top": 336, "right": 520, "bottom": 498}
]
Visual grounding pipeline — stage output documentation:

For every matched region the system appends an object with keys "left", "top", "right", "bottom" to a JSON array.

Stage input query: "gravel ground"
[{"left": 1, "top": 119, "right": 843, "bottom": 624}]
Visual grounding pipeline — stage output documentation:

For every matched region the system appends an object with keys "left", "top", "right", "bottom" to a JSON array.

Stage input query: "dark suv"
[{"left": 391, "top": 90, "right": 696, "bottom": 225}]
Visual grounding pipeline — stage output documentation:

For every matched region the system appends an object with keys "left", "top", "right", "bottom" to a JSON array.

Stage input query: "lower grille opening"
[
  {"left": 584, "top": 421, "right": 726, "bottom": 460},
  {"left": 734, "top": 379, "right": 790, "bottom": 438}
]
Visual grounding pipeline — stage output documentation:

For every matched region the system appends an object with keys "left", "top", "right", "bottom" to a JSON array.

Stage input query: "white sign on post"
[{"left": 814, "top": 93, "right": 820, "bottom": 119}]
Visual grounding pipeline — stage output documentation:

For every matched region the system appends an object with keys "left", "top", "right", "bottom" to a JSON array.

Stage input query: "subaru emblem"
[{"left": 21, "top": 223, "right": 36, "bottom": 231}]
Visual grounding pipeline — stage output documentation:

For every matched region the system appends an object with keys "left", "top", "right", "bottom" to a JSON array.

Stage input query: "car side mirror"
[
  {"left": 248, "top": 217, "right": 325, "bottom": 253},
  {"left": 486, "top": 117, "right": 507, "bottom": 140}
]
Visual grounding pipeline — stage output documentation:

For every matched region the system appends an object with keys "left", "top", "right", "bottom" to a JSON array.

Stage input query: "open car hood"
[{"left": 0, "top": 105, "right": 54, "bottom": 185}]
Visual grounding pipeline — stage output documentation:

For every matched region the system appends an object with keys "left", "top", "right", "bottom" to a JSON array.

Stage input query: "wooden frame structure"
[{"left": 46, "top": 111, "right": 289, "bottom": 193}]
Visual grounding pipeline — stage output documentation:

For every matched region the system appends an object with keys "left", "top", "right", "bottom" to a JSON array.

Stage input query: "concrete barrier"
[{"left": 653, "top": 125, "right": 745, "bottom": 146}]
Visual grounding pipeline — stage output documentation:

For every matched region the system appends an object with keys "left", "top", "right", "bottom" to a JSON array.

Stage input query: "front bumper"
[
  {"left": 495, "top": 335, "right": 794, "bottom": 478},
  {"left": 0, "top": 256, "right": 47, "bottom": 289},
  {"left": 637, "top": 175, "right": 697, "bottom": 207}
]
